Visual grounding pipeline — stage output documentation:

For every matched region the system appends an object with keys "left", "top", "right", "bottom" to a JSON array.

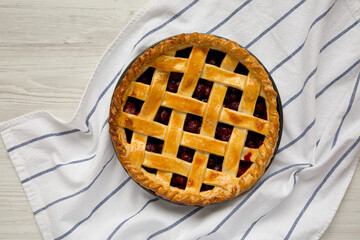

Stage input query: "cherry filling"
[
  {"left": 207, "top": 154, "right": 224, "bottom": 172},
  {"left": 215, "top": 123, "right": 234, "bottom": 142},
  {"left": 154, "top": 107, "right": 172, "bottom": 125},
  {"left": 144, "top": 137, "right": 164, "bottom": 174},
  {"left": 169, "top": 147, "right": 196, "bottom": 189},
  {"left": 223, "top": 87, "right": 242, "bottom": 111},
  {"left": 245, "top": 131, "right": 265, "bottom": 149},
  {"left": 136, "top": 67, "right": 155, "bottom": 85},
  {"left": 166, "top": 72, "right": 183, "bottom": 93},
  {"left": 237, "top": 161, "right": 253, "bottom": 177},
  {"left": 177, "top": 146, "right": 195, "bottom": 163},
  {"left": 170, "top": 174, "right": 188, "bottom": 189},
  {"left": 125, "top": 128, "right": 133, "bottom": 143},
  {"left": 244, "top": 152, "right": 252, "bottom": 162},
  {"left": 200, "top": 184, "right": 214, "bottom": 192},
  {"left": 234, "top": 62, "right": 249, "bottom": 75},
  {"left": 175, "top": 47, "right": 192, "bottom": 58},
  {"left": 123, "top": 97, "right": 144, "bottom": 116},
  {"left": 192, "top": 79, "right": 213, "bottom": 102},
  {"left": 184, "top": 114, "right": 203, "bottom": 134},
  {"left": 145, "top": 137, "right": 163, "bottom": 153},
  {"left": 254, "top": 96, "right": 267, "bottom": 120},
  {"left": 206, "top": 49, "right": 226, "bottom": 67}
]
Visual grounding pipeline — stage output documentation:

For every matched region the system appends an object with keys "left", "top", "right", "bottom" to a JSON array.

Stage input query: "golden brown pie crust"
[{"left": 109, "top": 32, "right": 280, "bottom": 206}]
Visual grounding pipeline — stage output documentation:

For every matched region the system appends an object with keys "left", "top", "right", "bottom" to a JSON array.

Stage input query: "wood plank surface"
[{"left": 0, "top": 1, "right": 359, "bottom": 239}]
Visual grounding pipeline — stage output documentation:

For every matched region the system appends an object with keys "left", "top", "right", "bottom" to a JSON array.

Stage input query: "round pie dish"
[{"left": 109, "top": 32, "right": 282, "bottom": 206}]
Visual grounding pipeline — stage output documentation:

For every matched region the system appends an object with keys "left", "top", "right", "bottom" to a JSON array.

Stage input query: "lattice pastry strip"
[
  {"left": 222, "top": 73, "right": 261, "bottom": 176},
  {"left": 163, "top": 92, "right": 206, "bottom": 116},
  {"left": 156, "top": 111, "right": 186, "bottom": 187},
  {"left": 178, "top": 46, "right": 209, "bottom": 96},
  {"left": 219, "top": 53, "right": 248, "bottom": 176},
  {"left": 169, "top": 46, "right": 209, "bottom": 193},
  {"left": 139, "top": 69, "right": 169, "bottom": 119},
  {"left": 143, "top": 50, "right": 182, "bottom": 187},
  {"left": 185, "top": 152, "right": 209, "bottom": 194},
  {"left": 201, "top": 64, "right": 246, "bottom": 90},
  {"left": 184, "top": 81, "right": 227, "bottom": 194}
]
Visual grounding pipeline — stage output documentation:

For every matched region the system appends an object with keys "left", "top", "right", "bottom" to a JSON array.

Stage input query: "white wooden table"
[{"left": 0, "top": 1, "right": 359, "bottom": 239}]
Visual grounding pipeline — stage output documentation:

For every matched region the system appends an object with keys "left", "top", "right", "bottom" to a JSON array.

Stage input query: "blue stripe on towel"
[
  {"left": 147, "top": 206, "right": 203, "bottom": 240},
  {"left": 282, "top": 68, "right": 317, "bottom": 109},
  {"left": 133, "top": 0, "right": 200, "bottom": 50},
  {"left": 206, "top": 0, "right": 252, "bottom": 34},
  {"left": 107, "top": 198, "right": 159, "bottom": 240},
  {"left": 320, "top": 19, "right": 360, "bottom": 54},
  {"left": 284, "top": 136, "right": 360, "bottom": 239},
  {"left": 241, "top": 214, "right": 267, "bottom": 240},
  {"left": 332, "top": 73, "right": 360, "bottom": 148},
  {"left": 269, "top": 0, "right": 337, "bottom": 74},
  {"left": 199, "top": 163, "right": 312, "bottom": 238},
  {"left": 283, "top": 22, "right": 360, "bottom": 109},
  {"left": 277, "top": 119, "right": 316, "bottom": 154},
  {"left": 240, "top": 165, "right": 307, "bottom": 239},
  {"left": 34, "top": 154, "right": 114, "bottom": 215},
  {"left": 101, "top": 117, "right": 109, "bottom": 131},
  {"left": 245, "top": 0, "right": 307, "bottom": 49},
  {"left": 55, "top": 176, "right": 131, "bottom": 240},
  {"left": 84, "top": 68, "right": 124, "bottom": 133},
  {"left": 316, "top": 59, "right": 360, "bottom": 99},
  {"left": 21, "top": 154, "right": 97, "bottom": 184},
  {"left": 8, "top": 128, "right": 80, "bottom": 153}
]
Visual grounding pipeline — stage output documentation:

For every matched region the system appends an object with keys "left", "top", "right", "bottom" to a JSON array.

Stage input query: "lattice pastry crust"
[{"left": 109, "top": 33, "right": 280, "bottom": 206}]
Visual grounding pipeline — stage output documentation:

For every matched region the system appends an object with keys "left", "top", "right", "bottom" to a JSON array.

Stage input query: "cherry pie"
[{"left": 109, "top": 33, "right": 281, "bottom": 206}]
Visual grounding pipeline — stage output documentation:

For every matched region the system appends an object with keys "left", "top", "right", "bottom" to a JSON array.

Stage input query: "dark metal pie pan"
[{"left": 110, "top": 34, "right": 283, "bottom": 205}]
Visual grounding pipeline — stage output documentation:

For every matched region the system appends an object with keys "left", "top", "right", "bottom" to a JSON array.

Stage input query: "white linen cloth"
[{"left": 1, "top": 0, "right": 360, "bottom": 239}]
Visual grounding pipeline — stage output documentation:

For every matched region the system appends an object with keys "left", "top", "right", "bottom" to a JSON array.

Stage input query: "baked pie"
[{"left": 109, "top": 33, "right": 281, "bottom": 206}]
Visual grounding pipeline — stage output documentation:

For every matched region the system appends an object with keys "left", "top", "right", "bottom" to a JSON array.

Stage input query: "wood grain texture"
[{"left": 0, "top": 1, "right": 359, "bottom": 239}]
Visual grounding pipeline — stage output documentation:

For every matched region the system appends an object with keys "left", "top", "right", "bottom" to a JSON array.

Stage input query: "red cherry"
[
  {"left": 244, "top": 152, "right": 252, "bottom": 162},
  {"left": 138, "top": 75, "right": 150, "bottom": 84},
  {"left": 229, "top": 101, "right": 239, "bottom": 111},
  {"left": 216, "top": 124, "right": 233, "bottom": 142},
  {"left": 174, "top": 175, "right": 187, "bottom": 185},
  {"left": 224, "top": 95, "right": 231, "bottom": 105},
  {"left": 194, "top": 83, "right": 205, "bottom": 99},
  {"left": 171, "top": 174, "right": 187, "bottom": 189},
  {"left": 245, "top": 131, "right": 264, "bottom": 148},
  {"left": 208, "top": 58, "right": 218, "bottom": 66},
  {"left": 160, "top": 110, "right": 170, "bottom": 123},
  {"left": 237, "top": 161, "right": 252, "bottom": 177},
  {"left": 186, "top": 120, "right": 201, "bottom": 133},
  {"left": 170, "top": 72, "right": 182, "bottom": 81},
  {"left": 123, "top": 101, "right": 136, "bottom": 115},
  {"left": 157, "top": 143, "right": 163, "bottom": 153},
  {"left": 180, "top": 152, "right": 192, "bottom": 162},
  {"left": 230, "top": 93, "right": 238, "bottom": 102},
  {"left": 214, "top": 165, "right": 222, "bottom": 172},
  {"left": 204, "top": 85, "right": 211, "bottom": 97},
  {"left": 144, "top": 167, "right": 157, "bottom": 174},
  {"left": 167, "top": 80, "right": 180, "bottom": 93},
  {"left": 154, "top": 111, "right": 161, "bottom": 122},
  {"left": 207, "top": 158, "right": 216, "bottom": 169},
  {"left": 145, "top": 142, "right": 157, "bottom": 152},
  {"left": 200, "top": 184, "right": 214, "bottom": 191}
]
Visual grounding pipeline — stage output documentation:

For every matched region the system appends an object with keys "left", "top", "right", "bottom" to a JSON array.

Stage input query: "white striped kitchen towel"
[{"left": 1, "top": 0, "right": 360, "bottom": 239}]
